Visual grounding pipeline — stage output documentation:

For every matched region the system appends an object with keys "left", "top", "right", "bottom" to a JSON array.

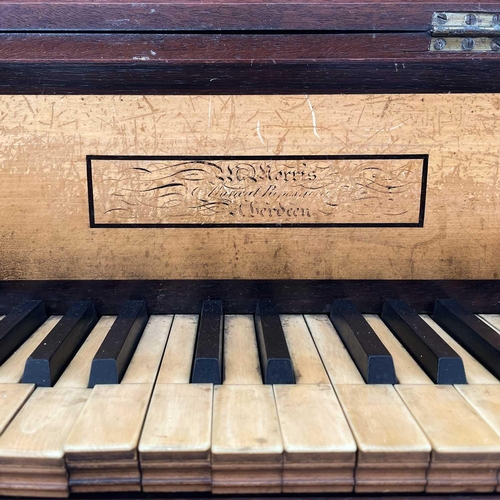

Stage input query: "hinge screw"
[
  {"left": 462, "top": 38, "right": 475, "bottom": 50},
  {"left": 433, "top": 38, "right": 447, "bottom": 50},
  {"left": 465, "top": 13, "right": 477, "bottom": 25},
  {"left": 493, "top": 14, "right": 500, "bottom": 26},
  {"left": 436, "top": 13, "right": 448, "bottom": 24},
  {"left": 491, "top": 38, "right": 500, "bottom": 51}
]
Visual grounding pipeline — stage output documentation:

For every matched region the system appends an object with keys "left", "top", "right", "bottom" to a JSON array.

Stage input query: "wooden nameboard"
[{"left": 0, "top": 94, "right": 499, "bottom": 280}]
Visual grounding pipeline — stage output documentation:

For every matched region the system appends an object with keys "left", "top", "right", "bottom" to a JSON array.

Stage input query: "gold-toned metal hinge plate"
[
  {"left": 431, "top": 12, "right": 500, "bottom": 52},
  {"left": 430, "top": 36, "right": 500, "bottom": 52},
  {"left": 432, "top": 12, "right": 500, "bottom": 35}
]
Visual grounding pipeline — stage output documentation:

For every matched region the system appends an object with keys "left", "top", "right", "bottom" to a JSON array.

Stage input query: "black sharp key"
[
  {"left": 191, "top": 300, "right": 223, "bottom": 384},
  {"left": 433, "top": 299, "right": 500, "bottom": 379},
  {"left": 0, "top": 300, "right": 47, "bottom": 365},
  {"left": 254, "top": 300, "right": 295, "bottom": 385},
  {"left": 88, "top": 300, "right": 148, "bottom": 387},
  {"left": 381, "top": 299, "right": 467, "bottom": 384},
  {"left": 330, "top": 299, "right": 397, "bottom": 384},
  {"left": 22, "top": 301, "right": 98, "bottom": 387}
]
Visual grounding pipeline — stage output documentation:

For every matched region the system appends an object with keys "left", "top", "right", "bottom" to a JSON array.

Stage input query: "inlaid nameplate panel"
[
  {"left": 88, "top": 155, "right": 426, "bottom": 227},
  {"left": 0, "top": 94, "right": 499, "bottom": 280}
]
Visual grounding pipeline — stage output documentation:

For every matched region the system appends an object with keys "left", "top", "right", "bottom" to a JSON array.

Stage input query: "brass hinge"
[{"left": 431, "top": 12, "right": 500, "bottom": 52}]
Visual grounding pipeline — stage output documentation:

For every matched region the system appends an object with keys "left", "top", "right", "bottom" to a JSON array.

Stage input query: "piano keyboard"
[{"left": 1, "top": 299, "right": 500, "bottom": 496}]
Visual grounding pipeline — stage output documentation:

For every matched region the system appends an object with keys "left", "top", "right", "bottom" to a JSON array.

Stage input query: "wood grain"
[
  {"left": 2, "top": 94, "right": 500, "bottom": 281},
  {"left": 212, "top": 385, "right": 283, "bottom": 494},
  {"left": 396, "top": 385, "right": 500, "bottom": 493},
  {"left": 305, "top": 315, "right": 364, "bottom": 385},
  {"left": 455, "top": 385, "right": 500, "bottom": 437},
  {"left": 121, "top": 315, "right": 172, "bottom": 384},
  {"left": 65, "top": 384, "right": 153, "bottom": 460},
  {"left": 139, "top": 384, "right": 213, "bottom": 492},
  {"left": 0, "top": 384, "right": 34, "bottom": 435},
  {"left": 64, "top": 383, "right": 156, "bottom": 493},
  {"left": 90, "top": 156, "right": 424, "bottom": 227},
  {"left": 274, "top": 384, "right": 356, "bottom": 493},
  {"left": 335, "top": 384, "right": 431, "bottom": 493},
  {"left": 155, "top": 315, "right": 198, "bottom": 384},
  {"left": 455, "top": 384, "right": 500, "bottom": 492},
  {"left": 1, "top": 1, "right": 499, "bottom": 32},
  {"left": 281, "top": 315, "right": 329, "bottom": 385},
  {"left": 0, "top": 387, "right": 90, "bottom": 466},
  {"left": 223, "top": 315, "right": 261, "bottom": 385},
  {"left": 0, "top": 387, "right": 89, "bottom": 497}
]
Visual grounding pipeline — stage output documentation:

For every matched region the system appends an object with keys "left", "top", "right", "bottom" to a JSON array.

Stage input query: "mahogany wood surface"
[
  {"left": 0, "top": 0, "right": 499, "bottom": 31},
  {"left": 0, "top": 280, "right": 499, "bottom": 316},
  {"left": 0, "top": 33, "right": 499, "bottom": 93}
]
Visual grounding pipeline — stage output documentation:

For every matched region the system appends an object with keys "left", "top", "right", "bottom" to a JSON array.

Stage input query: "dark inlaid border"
[{"left": 87, "top": 154, "right": 428, "bottom": 228}]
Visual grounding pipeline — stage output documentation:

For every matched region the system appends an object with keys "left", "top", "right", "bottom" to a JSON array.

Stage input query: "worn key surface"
[
  {"left": 0, "top": 384, "right": 35, "bottom": 436},
  {"left": 0, "top": 300, "right": 47, "bottom": 365},
  {"left": 281, "top": 315, "right": 329, "bottom": 385},
  {"left": 156, "top": 315, "right": 198, "bottom": 384},
  {"left": 56, "top": 316, "right": 115, "bottom": 388},
  {"left": 365, "top": 315, "right": 432, "bottom": 385},
  {"left": 330, "top": 300, "right": 396, "bottom": 384},
  {"left": 224, "top": 315, "right": 261, "bottom": 385},
  {"left": 88, "top": 301, "right": 148, "bottom": 387},
  {"left": 335, "top": 384, "right": 431, "bottom": 493},
  {"left": 64, "top": 316, "right": 171, "bottom": 494},
  {"left": 305, "top": 315, "right": 364, "bottom": 385},
  {"left": 212, "top": 384, "right": 283, "bottom": 494},
  {"left": 0, "top": 387, "right": 90, "bottom": 466},
  {"left": 0, "top": 317, "right": 61, "bottom": 384},
  {"left": 65, "top": 384, "right": 153, "bottom": 461},
  {"left": 121, "top": 315, "right": 172, "bottom": 385},
  {"left": 0, "top": 387, "right": 90, "bottom": 497},
  {"left": 397, "top": 385, "right": 500, "bottom": 493},
  {"left": 433, "top": 300, "right": 500, "bottom": 380},
  {"left": 139, "top": 383, "right": 213, "bottom": 492},
  {"left": 456, "top": 384, "right": 500, "bottom": 438},
  {"left": 255, "top": 300, "right": 294, "bottom": 385},
  {"left": 421, "top": 315, "right": 499, "bottom": 384},
  {"left": 382, "top": 300, "right": 466, "bottom": 384},
  {"left": 274, "top": 384, "right": 356, "bottom": 493},
  {"left": 191, "top": 300, "right": 223, "bottom": 384},
  {"left": 22, "top": 301, "right": 98, "bottom": 387}
]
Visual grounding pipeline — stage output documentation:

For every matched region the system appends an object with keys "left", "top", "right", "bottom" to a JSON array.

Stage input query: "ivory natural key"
[
  {"left": 0, "top": 388, "right": 90, "bottom": 498},
  {"left": 63, "top": 315, "right": 172, "bottom": 493},
  {"left": 212, "top": 384, "right": 283, "bottom": 494},
  {"left": 139, "top": 384, "right": 213, "bottom": 492},
  {"left": 397, "top": 385, "right": 500, "bottom": 493},
  {"left": 335, "top": 384, "right": 431, "bottom": 493}
]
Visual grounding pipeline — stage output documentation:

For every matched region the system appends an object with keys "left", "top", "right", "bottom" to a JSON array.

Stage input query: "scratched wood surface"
[{"left": 1, "top": 94, "right": 499, "bottom": 280}]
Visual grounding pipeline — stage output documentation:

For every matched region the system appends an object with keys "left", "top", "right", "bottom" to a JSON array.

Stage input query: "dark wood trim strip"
[
  {"left": 1, "top": 33, "right": 499, "bottom": 94},
  {"left": 0, "top": 280, "right": 499, "bottom": 316},
  {"left": 0, "top": 33, "right": 431, "bottom": 62},
  {"left": 0, "top": 1, "right": 499, "bottom": 32}
]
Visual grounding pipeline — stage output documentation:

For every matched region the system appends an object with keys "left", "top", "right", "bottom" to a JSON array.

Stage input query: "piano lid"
[
  {"left": 0, "top": 0, "right": 499, "bottom": 32},
  {"left": 0, "top": 1, "right": 499, "bottom": 93}
]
